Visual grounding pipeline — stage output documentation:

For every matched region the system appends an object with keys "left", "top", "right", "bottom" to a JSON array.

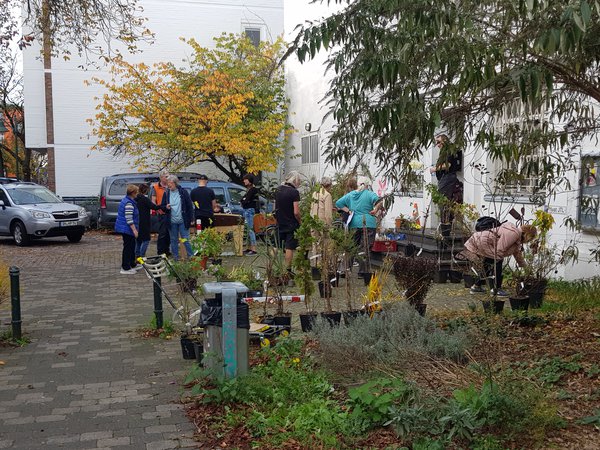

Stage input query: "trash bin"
[{"left": 200, "top": 282, "right": 249, "bottom": 378}]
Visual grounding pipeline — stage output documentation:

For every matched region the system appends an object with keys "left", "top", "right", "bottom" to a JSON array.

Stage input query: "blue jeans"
[
  {"left": 243, "top": 208, "right": 256, "bottom": 246},
  {"left": 169, "top": 222, "right": 193, "bottom": 260},
  {"left": 135, "top": 239, "right": 150, "bottom": 258}
]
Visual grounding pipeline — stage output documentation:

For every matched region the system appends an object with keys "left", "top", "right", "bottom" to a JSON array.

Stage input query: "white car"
[{"left": 0, "top": 181, "right": 90, "bottom": 246}]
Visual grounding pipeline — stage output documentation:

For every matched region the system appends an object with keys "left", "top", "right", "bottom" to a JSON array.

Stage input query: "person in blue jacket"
[
  {"left": 161, "top": 175, "right": 194, "bottom": 260},
  {"left": 114, "top": 184, "right": 141, "bottom": 274},
  {"left": 335, "top": 176, "right": 383, "bottom": 272}
]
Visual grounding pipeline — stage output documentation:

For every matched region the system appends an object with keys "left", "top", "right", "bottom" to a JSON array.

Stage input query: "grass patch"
[
  {"left": 544, "top": 277, "right": 600, "bottom": 313},
  {"left": 139, "top": 316, "right": 176, "bottom": 339},
  {"left": 0, "top": 329, "right": 30, "bottom": 346}
]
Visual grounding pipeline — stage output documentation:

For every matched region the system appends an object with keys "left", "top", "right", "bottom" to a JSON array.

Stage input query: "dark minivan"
[
  {"left": 98, "top": 172, "right": 265, "bottom": 229},
  {"left": 98, "top": 172, "right": 203, "bottom": 228}
]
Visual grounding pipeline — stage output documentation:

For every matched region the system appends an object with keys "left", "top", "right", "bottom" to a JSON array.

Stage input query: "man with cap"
[{"left": 190, "top": 175, "right": 219, "bottom": 230}]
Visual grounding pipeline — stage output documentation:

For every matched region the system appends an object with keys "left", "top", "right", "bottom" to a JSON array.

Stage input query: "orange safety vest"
[{"left": 153, "top": 182, "right": 166, "bottom": 215}]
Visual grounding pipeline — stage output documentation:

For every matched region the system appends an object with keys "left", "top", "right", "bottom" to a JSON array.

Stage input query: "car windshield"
[
  {"left": 227, "top": 188, "right": 245, "bottom": 204},
  {"left": 8, "top": 187, "right": 62, "bottom": 205}
]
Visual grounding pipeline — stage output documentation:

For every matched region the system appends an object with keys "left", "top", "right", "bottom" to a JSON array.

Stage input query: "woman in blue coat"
[{"left": 114, "top": 184, "right": 140, "bottom": 274}]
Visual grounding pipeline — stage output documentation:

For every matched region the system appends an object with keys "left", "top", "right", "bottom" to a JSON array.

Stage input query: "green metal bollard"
[
  {"left": 9, "top": 266, "right": 21, "bottom": 340},
  {"left": 153, "top": 276, "right": 163, "bottom": 329}
]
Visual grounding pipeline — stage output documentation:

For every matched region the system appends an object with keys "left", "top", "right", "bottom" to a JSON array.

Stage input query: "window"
[
  {"left": 490, "top": 99, "right": 547, "bottom": 196},
  {"left": 244, "top": 28, "right": 261, "bottom": 47},
  {"left": 213, "top": 187, "right": 226, "bottom": 206},
  {"left": 397, "top": 162, "right": 424, "bottom": 197},
  {"left": 301, "top": 134, "right": 319, "bottom": 164},
  {"left": 7, "top": 187, "right": 62, "bottom": 205},
  {"left": 228, "top": 187, "right": 245, "bottom": 204},
  {"left": 579, "top": 155, "right": 600, "bottom": 229},
  {"left": 0, "top": 189, "right": 10, "bottom": 206}
]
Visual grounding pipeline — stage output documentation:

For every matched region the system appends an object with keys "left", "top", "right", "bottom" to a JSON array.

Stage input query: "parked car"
[
  {"left": 0, "top": 181, "right": 90, "bottom": 246},
  {"left": 98, "top": 172, "right": 203, "bottom": 228},
  {"left": 99, "top": 172, "right": 271, "bottom": 230}
]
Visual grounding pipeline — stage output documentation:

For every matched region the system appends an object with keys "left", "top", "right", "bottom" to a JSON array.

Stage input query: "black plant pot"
[
  {"left": 342, "top": 309, "right": 365, "bottom": 325},
  {"left": 211, "top": 258, "right": 222, "bottom": 265},
  {"left": 449, "top": 271, "right": 462, "bottom": 284},
  {"left": 273, "top": 314, "right": 292, "bottom": 331},
  {"left": 180, "top": 336, "right": 197, "bottom": 360},
  {"left": 311, "top": 266, "right": 321, "bottom": 281},
  {"left": 482, "top": 300, "right": 505, "bottom": 314},
  {"left": 463, "top": 274, "right": 477, "bottom": 289},
  {"left": 414, "top": 303, "right": 427, "bottom": 317},
  {"left": 246, "top": 290, "right": 263, "bottom": 298},
  {"left": 433, "top": 270, "right": 449, "bottom": 283},
  {"left": 509, "top": 295, "right": 530, "bottom": 311},
  {"left": 299, "top": 313, "right": 318, "bottom": 332},
  {"left": 362, "top": 272, "right": 374, "bottom": 286},
  {"left": 320, "top": 311, "right": 342, "bottom": 326},
  {"left": 193, "top": 341, "right": 203, "bottom": 365},
  {"left": 517, "top": 280, "right": 547, "bottom": 308},
  {"left": 318, "top": 280, "right": 334, "bottom": 299},
  {"left": 259, "top": 315, "right": 275, "bottom": 325}
]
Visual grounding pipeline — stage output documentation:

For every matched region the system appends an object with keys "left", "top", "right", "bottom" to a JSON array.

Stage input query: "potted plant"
[
  {"left": 512, "top": 210, "right": 560, "bottom": 308},
  {"left": 329, "top": 226, "right": 361, "bottom": 323},
  {"left": 508, "top": 294, "right": 529, "bottom": 311},
  {"left": 167, "top": 258, "right": 204, "bottom": 293},
  {"left": 228, "top": 265, "right": 263, "bottom": 297},
  {"left": 392, "top": 256, "right": 437, "bottom": 316},
  {"left": 190, "top": 228, "right": 225, "bottom": 269},
  {"left": 259, "top": 227, "right": 292, "bottom": 328},
  {"left": 293, "top": 196, "right": 319, "bottom": 332}
]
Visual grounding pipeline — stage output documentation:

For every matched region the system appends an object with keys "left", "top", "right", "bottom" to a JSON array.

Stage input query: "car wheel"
[
  {"left": 67, "top": 232, "right": 84, "bottom": 243},
  {"left": 12, "top": 221, "right": 31, "bottom": 246}
]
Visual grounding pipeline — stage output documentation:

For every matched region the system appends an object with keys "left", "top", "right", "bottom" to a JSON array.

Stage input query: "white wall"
[{"left": 23, "top": 0, "right": 284, "bottom": 196}]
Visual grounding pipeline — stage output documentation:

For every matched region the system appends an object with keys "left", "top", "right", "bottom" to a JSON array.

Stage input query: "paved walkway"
[{"left": 0, "top": 232, "right": 197, "bottom": 450}]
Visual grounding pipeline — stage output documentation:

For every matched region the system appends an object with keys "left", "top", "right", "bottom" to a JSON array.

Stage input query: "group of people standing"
[
  {"left": 115, "top": 170, "right": 261, "bottom": 274},
  {"left": 115, "top": 170, "right": 221, "bottom": 274},
  {"left": 272, "top": 171, "right": 384, "bottom": 273}
]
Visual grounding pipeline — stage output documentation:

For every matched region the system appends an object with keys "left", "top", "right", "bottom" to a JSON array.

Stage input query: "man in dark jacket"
[
  {"left": 275, "top": 171, "right": 302, "bottom": 270},
  {"left": 190, "top": 174, "right": 219, "bottom": 229},
  {"left": 161, "top": 175, "right": 194, "bottom": 260}
]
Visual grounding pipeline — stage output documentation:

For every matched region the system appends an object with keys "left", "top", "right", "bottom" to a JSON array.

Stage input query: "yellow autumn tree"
[{"left": 89, "top": 33, "right": 290, "bottom": 183}]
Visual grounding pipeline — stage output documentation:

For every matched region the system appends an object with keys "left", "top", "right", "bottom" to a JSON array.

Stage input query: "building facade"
[
  {"left": 283, "top": 0, "right": 600, "bottom": 280},
  {"left": 23, "top": 0, "right": 284, "bottom": 197}
]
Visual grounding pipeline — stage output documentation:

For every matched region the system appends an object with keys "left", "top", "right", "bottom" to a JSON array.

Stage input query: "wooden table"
[{"left": 214, "top": 224, "right": 245, "bottom": 256}]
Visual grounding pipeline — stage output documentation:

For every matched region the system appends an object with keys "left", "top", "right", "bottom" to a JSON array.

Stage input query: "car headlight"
[
  {"left": 30, "top": 210, "right": 51, "bottom": 219},
  {"left": 78, "top": 207, "right": 88, "bottom": 217}
]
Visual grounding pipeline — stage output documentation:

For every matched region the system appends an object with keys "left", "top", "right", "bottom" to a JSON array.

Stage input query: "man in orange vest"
[{"left": 152, "top": 169, "right": 170, "bottom": 255}]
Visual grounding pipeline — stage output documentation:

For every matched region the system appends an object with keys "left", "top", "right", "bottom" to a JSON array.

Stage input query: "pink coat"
[{"left": 464, "top": 222, "right": 526, "bottom": 266}]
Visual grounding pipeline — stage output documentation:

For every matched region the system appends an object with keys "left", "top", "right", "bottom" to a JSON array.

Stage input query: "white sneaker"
[
  {"left": 133, "top": 265, "right": 144, "bottom": 272},
  {"left": 120, "top": 268, "right": 137, "bottom": 275}
]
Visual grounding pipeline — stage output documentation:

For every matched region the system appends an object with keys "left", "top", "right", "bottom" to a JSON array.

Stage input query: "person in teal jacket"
[{"left": 335, "top": 176, "right": 383, "bottom": 272}]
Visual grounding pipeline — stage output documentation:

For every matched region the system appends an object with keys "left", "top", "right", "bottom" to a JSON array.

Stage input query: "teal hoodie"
[{"left": 335, "top": 189, "right": 380, "bottom": 229}]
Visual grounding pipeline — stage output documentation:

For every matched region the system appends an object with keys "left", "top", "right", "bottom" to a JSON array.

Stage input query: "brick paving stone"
[{"left": 0, "top": 232, "right": 198, "bottom": 449}]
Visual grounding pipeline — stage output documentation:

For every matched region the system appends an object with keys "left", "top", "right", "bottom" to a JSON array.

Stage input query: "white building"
[
  {"left": 22, "top": 0, "right": 284, "bottom": 197},
  {"left": 283, "top": 0, "right": 600, "bottom": 280}
]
